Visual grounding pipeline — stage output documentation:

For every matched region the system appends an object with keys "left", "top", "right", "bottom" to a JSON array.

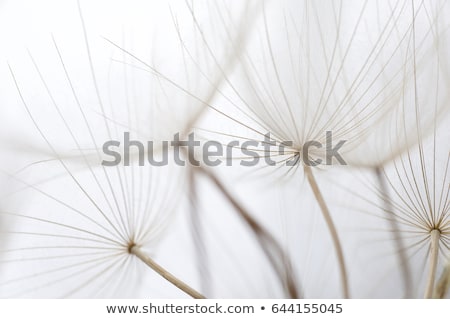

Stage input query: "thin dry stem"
[
  {"left": 424, "top": 229, "right": 440, "bottom": 298},
  {"left": 304, "top": 165, "right": 349, "bottom": 298},
  {"left": 196, "top": 165, "right": 300, "bottom": 298},
  {"left": 130, "top": 245, "right": 205, "bottom": 299}
]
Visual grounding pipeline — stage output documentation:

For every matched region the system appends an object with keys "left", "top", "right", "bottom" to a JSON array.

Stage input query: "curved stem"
[
  {"left": 197, "top": 165, "right": 299, "bottom": 298},
  {"left": 424, "top": 229, "right": 440, "bottom": 298},
  {"left": 304, "top": 165, "right": 349, "bottom": 298},
  {"left": 130, "top": 245, "right": 205, "bottom": 299}
]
